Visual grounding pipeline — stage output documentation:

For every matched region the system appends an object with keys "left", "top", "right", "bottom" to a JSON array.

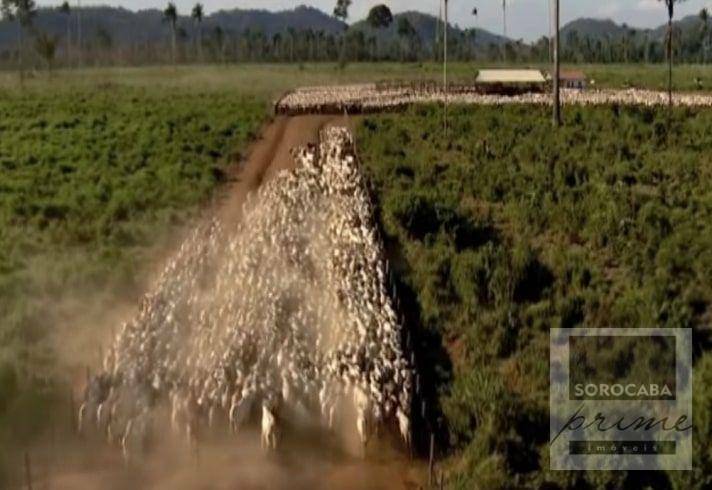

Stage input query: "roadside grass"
[
  {"left": 1, "top": 62, "right": 712, "bottom": 485},
  {"left": 0, "top": 83, "right": 266, "bottom": 471},
  {"left": 357, "top": 103, "right": 712, "bottom": 489},
  {"left": 2, "top": 62, "right": 712, "bottom": 96}
]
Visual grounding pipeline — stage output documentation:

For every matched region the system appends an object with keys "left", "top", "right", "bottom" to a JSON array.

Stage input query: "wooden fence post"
[
  {"left": 69, "top": 389, "right": 76, "bottom": 433},
  {"left": 428, "top": 433, "right": 435, "bottom": 487},
  {"left": 24, "top": 452, "right": 32, "bottom": 490}
]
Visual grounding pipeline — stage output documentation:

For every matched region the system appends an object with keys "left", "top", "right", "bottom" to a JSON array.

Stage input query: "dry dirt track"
[
  {"left": 215, "top": 114, "right": 422, "bottom": 490},
  {"left": 216, "top": 114, "right": 351, "bottom": 226},
  {"left": 44, "top": 115, "right": 422, "bottom": 490}
]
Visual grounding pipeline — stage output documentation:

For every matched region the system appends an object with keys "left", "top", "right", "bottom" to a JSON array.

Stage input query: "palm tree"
[
  {"left": 367, "top": 4, "right": 393, "bottom": 60},
  {"left": 0, "top": 1, "right": 17, "bottom": 70},
  {"left": 501, "top": 0, "right": 507, "bottom": 61},
  {"left": 396, "top": 17, "right": 415, "bottom": 61},
  {"left": 287, "top": 26, "right": 296, "bottom": 62},
  {"left": 502, "top": 0, "right": 507, "bottom": 38},
  {"left": 191, "top": 3, "right": 203, "bottom": 62},
  {"left": 396, "top": 16, "right": 418, "bottom": 61},
  {"left": 333, "top": 0, "right": 351, "bottom": 65},
  {"left": 213, "top": 25, "right": 225, "bottom": 63},
  {"left": 164, "top": 1, "right": 178, "bottom": 65},
  {"left": 59, "top": 1, "right": 71, "bottom": 64},
  {"left": 443, "top": 0, "right": 449, "bottom": 135},
  {"left": 35, "top": 31, "right": 58, "bottom": 74},
  {"left": 553, "top": 0, "right": 560, "bottom": 126},
  {"left": 435, "top": 0, "right": 441, "bottom": 61},
  {"left": 471, "top": 7, "right": 478, "bottom": 59},
  {"left": 700, "top": 8, "right": 709, "bottom": 63},
  {"left": 1, "top": 0, "right": 37, "bottom": 81},
  {"left": 660, "top": 0, "right": 686, "bottom": 108},
  {"left": 316, "top": 30, "right": 324, "bottom": 60}
]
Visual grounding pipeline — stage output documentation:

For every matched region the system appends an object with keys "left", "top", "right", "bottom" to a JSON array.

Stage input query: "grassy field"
[
  {"left": 357, "top": 104, "right": 712, "bottom": 489},
  {"left": 0, "top": 77, "right": 267, "bottom": 482},
  {"left": 2, "top": 63, "right": 712, "bottom": 486},
  {"left": 3, "top": 62, "right": 712, "bottom": 95}
]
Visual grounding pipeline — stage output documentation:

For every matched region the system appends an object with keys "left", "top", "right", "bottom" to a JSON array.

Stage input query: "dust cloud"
[{"left": 16, "top": 124, "right": 419, "bottom": 490}]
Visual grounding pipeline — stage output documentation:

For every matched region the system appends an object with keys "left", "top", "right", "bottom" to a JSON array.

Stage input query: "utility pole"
[
  {"left": 443, "top": 0, "right": 448, "bottom": 136},
  {"left": 77, "top": 0, "right": 82, "bottom": 68},
  {"left": 435, "top": 0, "right": 441, "bottom": 61},
  {"left": 553, "top": 0, "right": 561, "bottom": 126},
  {"left": 503, "top": 0, "right": 507, "bottom": 38}
]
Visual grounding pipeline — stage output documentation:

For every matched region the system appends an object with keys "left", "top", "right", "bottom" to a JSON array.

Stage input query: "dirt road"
[
  {"left": 216, "top": 114, "right": 351, "bottom": 225},
  {"left": 42, "top": 115, "right": 422, "bottom": 490}
]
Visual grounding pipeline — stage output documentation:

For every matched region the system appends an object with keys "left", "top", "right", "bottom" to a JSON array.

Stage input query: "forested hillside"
[{"left": 2, "top": 4, "right": 712, "bottom": 68}]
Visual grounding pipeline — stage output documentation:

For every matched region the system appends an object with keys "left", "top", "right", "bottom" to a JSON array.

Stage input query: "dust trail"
[{"left": 67, "top": 126, "right": 414, "bottom": 487}]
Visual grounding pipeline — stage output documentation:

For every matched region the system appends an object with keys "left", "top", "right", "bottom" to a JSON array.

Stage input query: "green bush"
[
  {"left": 0, "top": 86, "right": 267, "bottom": 457},
  {"left": 358, "top": 104, "right": 712, "bottom": 488}
]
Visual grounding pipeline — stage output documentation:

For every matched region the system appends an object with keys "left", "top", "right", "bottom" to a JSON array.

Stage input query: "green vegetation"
[
  {"left": 2, "top": 4, "right": 712, "bottom": 67},
  {"left": 4, "top": 63, "right": 712, "bottom": 95},
  {"left": 2, "top": 64, "right": 712, "bottom": 486},
  {"left": 0, "top": 82, "right": 266, "bottom": 470},
  {"left": 357, "top": 104, "right": 712, "bottom": 489}
]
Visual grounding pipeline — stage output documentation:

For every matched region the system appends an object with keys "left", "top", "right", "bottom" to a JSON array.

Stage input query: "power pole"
[
  {"left": 443, "top": 0, "right": 448, "bottom": 136},
  {"left": 553, "top": 0, "right": 561, "bottom": 126},
  {"left": 435, "top": 0, "right": 441, "bottom": 61},
  {"left": 77, "top": 0, "right": 82, "bottom": 68},
  {"left": 503, "top": 0, "right": 507, "bottom": 38}
]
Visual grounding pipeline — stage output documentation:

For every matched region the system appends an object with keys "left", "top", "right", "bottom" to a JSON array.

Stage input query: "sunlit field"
[
  {"left": 0, "top": 76, "right": 266, "bottom": 484},
  {"left": 357, "top": 103, "right": 712, "bottom": 489},
  {"left": 2, "top": 62, "right": 712, "bottom": 488},
  {"left": 3, "top": 62, "right": 712, "bottom": 95}
]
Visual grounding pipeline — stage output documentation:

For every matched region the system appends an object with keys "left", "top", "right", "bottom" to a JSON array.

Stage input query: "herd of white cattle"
[
  {"left": 78, "top": 127, "right": 414, "bottom": 462},
  {"left": 276, "top": 83, "right": 712, "bottom": 114}
]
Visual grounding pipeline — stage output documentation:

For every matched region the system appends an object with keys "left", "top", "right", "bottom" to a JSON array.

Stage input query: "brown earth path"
[
  {"left": 42, "top": 115, "right": 424, "bottom": 490},
  {"left": 216, "top": 114, "right": 351, "bottom": 226}
]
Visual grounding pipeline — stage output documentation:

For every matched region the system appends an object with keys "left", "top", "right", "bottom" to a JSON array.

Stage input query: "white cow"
[
  {"left": 396, "top": 406, "right": 411, "bottom": 452},
  {"left": 354, "top": 385, "right": 371, "bottom": 457},
  {"left": 261, "top": 404, "right": 278, "bottom": 451}
]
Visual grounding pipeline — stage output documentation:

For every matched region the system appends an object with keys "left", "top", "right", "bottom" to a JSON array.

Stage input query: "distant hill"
[
  {"left": 1, "top": 4, "right": 711, "bottom": 64},
  {"left": 561, "top": 18, "right": 629, "bottom": 40},
  {"left": 350, "top": 11, "right": 508, "bottom": 50},
  {"left": 561, "top": 14, "right": 711, "bottom": 44},
  {"left": 650, "top": 13, "right": 711, "bottom": 41},
  {"left": 0, "top": 5, "right": 508, "bottom": 51},
  {"left": 0, "top": 5, "right": 346, "bottom": 48}
]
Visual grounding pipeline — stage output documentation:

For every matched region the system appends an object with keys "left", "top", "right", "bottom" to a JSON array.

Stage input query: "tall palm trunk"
[
  {"left": 197, "top": 23, "right": 202, "bottom": 62},
  {"left": 171, "top": 23, "right": 177, "bottom": 65},
  {"left": 502, "top": 0, "right": 507, "bottom": 38},
  {"left": 77, "top": 0, "right": 82, "bottom": 67},
  {"left": 502, "top": 0, "right": 507, "bottom": 61},
  {"left": 340, "top": 29, "right": 347, "bottom": 64},
  {"left": 66, "top": 16, "right": 71, "bottom": 64},
  {"left": 553, "top": 0, "right": 560, "bottom": 126},
  {"left": 443, "top": 0, "right": 448, "bottom": 136},
  {"left": 667, "top": 17, "right": 673, "bottom": 107},
  {"left": 435, "top": 0, "right": 441, "bottom": 61},
  {"left": 16, "top": 19, "right": 23, "bottom": 82}
]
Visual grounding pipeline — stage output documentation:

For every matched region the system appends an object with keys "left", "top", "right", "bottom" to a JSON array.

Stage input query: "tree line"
[{"left": 1, "top": 1, "right": 711, "bottom": 74}]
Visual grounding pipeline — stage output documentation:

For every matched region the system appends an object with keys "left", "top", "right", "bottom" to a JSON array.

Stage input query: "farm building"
[
  {"left": 560, "top": 70, "right": 587, "bottom": 89},
  {"left": 475, "top": 69, "right": 548, "bottom": 94}
]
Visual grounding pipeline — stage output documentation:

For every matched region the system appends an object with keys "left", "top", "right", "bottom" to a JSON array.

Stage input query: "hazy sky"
[{"left": 35, "top": 0, "right": 712, "bottom": 42}]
